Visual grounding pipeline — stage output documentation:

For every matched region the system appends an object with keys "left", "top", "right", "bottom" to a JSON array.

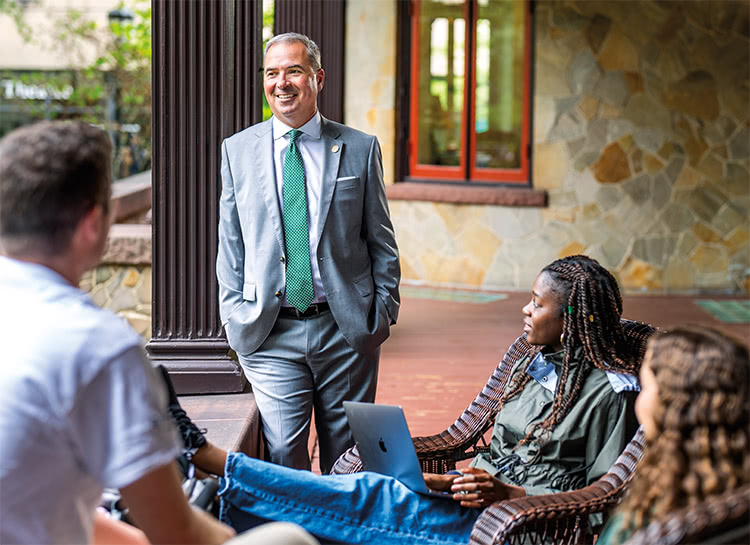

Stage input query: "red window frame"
[{"left": 408, "top": 0, "right": 532, "bottom": 184}]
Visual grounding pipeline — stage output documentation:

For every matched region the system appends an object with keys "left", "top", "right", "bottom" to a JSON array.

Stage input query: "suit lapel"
[
  {"left": 318, "top": 116, "right": 342, "bottom": 243},
  {"left": 253, "top": 120, "right": 286, "bottom": 253}
]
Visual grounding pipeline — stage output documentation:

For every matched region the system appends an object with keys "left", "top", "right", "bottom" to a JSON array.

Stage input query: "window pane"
[
  {"left": 474, "top": 0, "right": 525, "bottom": 170},
  {"left": 416, "top": 0, "right": 465, "bottom": 167}
]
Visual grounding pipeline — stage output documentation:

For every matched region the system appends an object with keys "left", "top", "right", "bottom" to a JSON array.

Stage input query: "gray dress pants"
[{"left": 238, "top": 309, "right": 379, "bottom": 473}]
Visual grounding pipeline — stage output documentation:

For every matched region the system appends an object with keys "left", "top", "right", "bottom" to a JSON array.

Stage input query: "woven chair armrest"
[
  {"left": 330, "top": 444, "right": 365, "bottom": 474},
  {"left": 469, "top": 480, "right": 624, "bottom": 545},
  {"left": 412, "top": 431, "right": 480, "bottom": 460},
  {"left": 469, "top": 428, "right": 645, "bottom": 545},
  {"left": 331, "top": 432, "right": 478, "bottom": 475}
]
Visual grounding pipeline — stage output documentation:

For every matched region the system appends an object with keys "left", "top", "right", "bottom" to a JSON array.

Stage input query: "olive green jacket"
[{"left": 470, "top": 347, "right": 639, "bottom": 497}]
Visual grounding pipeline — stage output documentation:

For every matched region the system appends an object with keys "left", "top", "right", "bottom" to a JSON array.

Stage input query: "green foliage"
[
  {"left": 57, "top": 1, "right": 152, "bottom": 176},
  {"left": 1, "top": 1, "right": 152, "bottom": 176},
  {"left": 51, "top": 3, "right": 152, "bottom": 127},
  {"left": 100, "top": 3, "right": 152, "bottom": 132},
  {"left": 0, "top": 0, "right": 32, "bottom": 40},
  {"left": 261, "top": 0, "right": 274, "bottom": 121},
  {"left": 263, "top": 0, "right": 274, "bottom": 34}
]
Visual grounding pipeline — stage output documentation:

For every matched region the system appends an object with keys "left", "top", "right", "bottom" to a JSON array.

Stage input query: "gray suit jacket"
[{"left": 217, "top": 116, "right": 400, "bottom": 356}]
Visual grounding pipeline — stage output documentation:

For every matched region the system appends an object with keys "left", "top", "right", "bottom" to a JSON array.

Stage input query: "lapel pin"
[{"left": 331, "top": 144, "right": 339, "bottom": 153}]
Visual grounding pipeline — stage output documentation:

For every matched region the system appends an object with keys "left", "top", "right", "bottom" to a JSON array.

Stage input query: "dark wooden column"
[
  {"left": 148, "top": 0, "right": 263, "bottom": 393},
  {"left": 274, "top": 0, "right": 346, "bottom": 123},
  {"left": 394, "top": 0, "right": 411, "bottom": 182}
]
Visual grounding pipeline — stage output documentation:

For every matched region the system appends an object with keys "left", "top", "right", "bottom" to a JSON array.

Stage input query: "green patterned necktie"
[{"left": 282, "top": 129, "right": 315, "bottom": 312}]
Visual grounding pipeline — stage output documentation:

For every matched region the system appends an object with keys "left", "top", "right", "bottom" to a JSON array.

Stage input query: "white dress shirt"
[{"left": 272, "top": 112, "right": 327, "bottom": 304}]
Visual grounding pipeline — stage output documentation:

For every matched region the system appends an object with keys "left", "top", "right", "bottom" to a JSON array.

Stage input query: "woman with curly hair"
[
  {"left": 167, "top": 255, "right": 651, "bottom": 545},
  {"left": 597, "top": 326, "right": 750, "bottom": 545}
]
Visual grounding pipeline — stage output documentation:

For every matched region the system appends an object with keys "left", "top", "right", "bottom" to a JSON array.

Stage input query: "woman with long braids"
[
  {"left": 163, "top": 255, "right": 651, "bottom": 545},
  {"left": 596, "top": 326, "right": 750, "bottom": 545},
  {"left": 466, "top": 255, "right": 645, "bottom": 496}
]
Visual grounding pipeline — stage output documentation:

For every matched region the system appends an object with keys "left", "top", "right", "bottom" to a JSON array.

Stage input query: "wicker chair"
[
  {"left": 623, "top": 485, "right": 750, "bottom": 545},
  {"left": 330, "top": 319, "right": 656, "bottom": 544},
  {"left": 469, "top": 429, "right": 644, "bottom": 544}
]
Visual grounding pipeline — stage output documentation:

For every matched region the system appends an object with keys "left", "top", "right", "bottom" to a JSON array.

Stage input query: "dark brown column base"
[{"left": 147, "top": 339, "right": 246, "bottom": 394}]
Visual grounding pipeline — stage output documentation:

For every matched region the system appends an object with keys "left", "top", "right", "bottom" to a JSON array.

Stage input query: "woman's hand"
[
  {"left": 450, "top": 467, "right": 526, "bottom": 508},
  {"left": 423, "top": 472, "right": 460, "bottom": 492}
]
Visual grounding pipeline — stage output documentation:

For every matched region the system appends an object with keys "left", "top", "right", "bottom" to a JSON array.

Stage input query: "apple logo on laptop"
[{"left": 378, "top": 438, "right": 387, "bottom": 453}]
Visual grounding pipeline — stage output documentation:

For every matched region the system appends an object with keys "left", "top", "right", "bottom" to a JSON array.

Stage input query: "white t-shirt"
[{"left": 0, "top": 257, "right": 180, "bottom": 545}]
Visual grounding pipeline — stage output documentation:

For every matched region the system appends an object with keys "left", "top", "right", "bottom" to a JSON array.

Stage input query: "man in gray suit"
[{"left": 217, "top": 33, "right": 400, "bottom": 473}]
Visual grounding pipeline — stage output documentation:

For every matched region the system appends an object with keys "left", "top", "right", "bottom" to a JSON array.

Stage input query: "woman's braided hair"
[
  {"left": 495, "top": 255, "right": 643, "bottom": 447},
  {"left": 617, "top": 327, "right": 750, "bottom": 536}
]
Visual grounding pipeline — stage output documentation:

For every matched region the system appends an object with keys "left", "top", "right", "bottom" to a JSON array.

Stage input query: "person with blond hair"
[{"left": 597, "top": 326, "right": 750, "bottom": 544}]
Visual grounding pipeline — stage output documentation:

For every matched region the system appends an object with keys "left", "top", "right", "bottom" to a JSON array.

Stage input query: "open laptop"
[{"left": 343, "top": 401, "right": 454, "bottom": 498}]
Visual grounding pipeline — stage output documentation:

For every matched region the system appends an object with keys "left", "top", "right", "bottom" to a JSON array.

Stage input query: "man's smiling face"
[{"left": 263, "top": 40, "right": 325, "bottom": 129}]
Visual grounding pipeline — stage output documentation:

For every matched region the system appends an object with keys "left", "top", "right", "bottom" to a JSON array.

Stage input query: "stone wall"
[
  {"left": 79, "top": 175, "right": 153, "bottom": 340},
  {"left": 382, "top": 0, "right": 749, "bottom": 293},
  {"left": 344, "top": 0, "right": 398, "bottom": 186},
  {"left": 80, "top": 264, "right": 152, "bottom": 339},
  {"left": 79, "top": 1, "right": 750, "bottom": 318}
]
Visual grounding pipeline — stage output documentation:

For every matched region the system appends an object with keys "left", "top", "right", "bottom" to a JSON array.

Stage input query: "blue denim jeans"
[{"left": 219, "top": 452, "right": 481, "bottom": 545}]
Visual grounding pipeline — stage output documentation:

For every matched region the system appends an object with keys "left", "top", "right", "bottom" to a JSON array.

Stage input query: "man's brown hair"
[{"left": 0, "top": 120, "right": 111, "bottom": 255}]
